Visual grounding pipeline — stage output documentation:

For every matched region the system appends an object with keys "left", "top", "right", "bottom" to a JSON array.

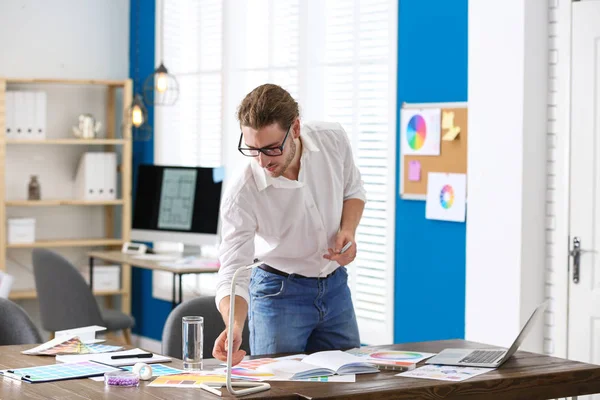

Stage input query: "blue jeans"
[{"left": 248, "top": 266, "right": 360, "bottom": 356}]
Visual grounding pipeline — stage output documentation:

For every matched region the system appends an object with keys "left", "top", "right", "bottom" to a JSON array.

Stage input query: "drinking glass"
[{"left": 182, "top": 316, "right": 204, "bottom": 370}]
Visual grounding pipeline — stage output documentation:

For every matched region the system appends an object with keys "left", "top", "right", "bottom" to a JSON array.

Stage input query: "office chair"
[
  {"left": 32, "top": 248, "right": 135, "bottom": 344},
  {"left": 161, "top": 295, "right": 250, "bottom": 359},
  {"left": 0, "top": 297, "right": 42, "bottom": 345}
]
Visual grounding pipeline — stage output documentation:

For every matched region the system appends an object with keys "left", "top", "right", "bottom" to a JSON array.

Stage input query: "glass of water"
[{"left": 182, "top": 316, "right": 204, "bottom": 370}]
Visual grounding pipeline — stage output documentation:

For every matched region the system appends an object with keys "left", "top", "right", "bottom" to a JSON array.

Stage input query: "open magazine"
[{"left": 251, "top": 350, "right": 379, "bottom": 380}]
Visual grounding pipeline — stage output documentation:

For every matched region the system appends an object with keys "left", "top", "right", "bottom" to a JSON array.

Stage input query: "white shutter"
[
  {"left": 322, "top": 0, "right": 395, "bottom": 345},
  {"left": 241, "top": 0, "right": 299, "bottom": 98},
  {"left": 156, "top": 0, "right": 223, "bottom": 167},
  {"left": 156, "top": 0, "right": 396, "bottom": 343}
]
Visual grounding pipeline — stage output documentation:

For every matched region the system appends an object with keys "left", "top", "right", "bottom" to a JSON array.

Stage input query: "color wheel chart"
[
  {"left": 370, "top": 351, "right": 426, "bottom": 361},
  {"left": 406, "top": 114, "right": 427, "bottom": 150},
  {"left": 400, "top": 107, "right": 441, "bottom": 157},
  {"left": 439, "top": 185, "right": 455, "bottom": 209}
]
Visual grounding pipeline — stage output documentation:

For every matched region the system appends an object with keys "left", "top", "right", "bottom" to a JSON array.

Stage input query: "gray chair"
[
  {"left": 32, "top": 248, "right": 135, "bottom": 344},
  {"left": 0, "top": 297, "right": 42, "bottom": 345},
  {"left": 162, "top": 295, "right": 250, "bottom": 359}
]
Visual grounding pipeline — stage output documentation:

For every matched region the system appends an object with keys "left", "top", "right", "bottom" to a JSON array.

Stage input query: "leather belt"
[{"left": 258, "top": 264, "right": 337, "bottom": 279}]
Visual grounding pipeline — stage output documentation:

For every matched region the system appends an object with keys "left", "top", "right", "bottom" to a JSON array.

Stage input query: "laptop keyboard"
[{"left": 459, "top": 350, "right": 505, "bottom": 364}]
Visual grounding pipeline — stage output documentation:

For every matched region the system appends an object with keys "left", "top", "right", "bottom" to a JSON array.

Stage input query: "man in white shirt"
[{"left": 212, "top": 84, "right": 366, "bottom": 365}]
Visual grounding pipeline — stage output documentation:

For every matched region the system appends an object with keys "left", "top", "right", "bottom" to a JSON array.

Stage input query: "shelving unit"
[
  {"left": 6, "top": 139, "right": 127, "bottom": 145},
  {"left": 6, "top": 199, "right": 125, "bottom": 207},
  {"left": 0, "top": 77, "right": 133, "bottom": 314}
]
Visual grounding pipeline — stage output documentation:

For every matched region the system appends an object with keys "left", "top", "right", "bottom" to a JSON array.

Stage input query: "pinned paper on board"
[
  {"left": 408, "top": 160, "right": 421, "bottom": 181},
  {"left": 401, "top": 108, "right": 441, "bottom": 156},
  {"left": 441, "top": 111, "right": 461, "bottom": 141},
  {"left": 425, "top": 172, "right": 466, "bottom": 222}
]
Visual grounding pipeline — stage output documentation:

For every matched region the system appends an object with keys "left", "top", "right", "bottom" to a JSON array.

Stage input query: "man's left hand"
[{"left": 323, "top": 230, "right": 356, "bottom": 266}]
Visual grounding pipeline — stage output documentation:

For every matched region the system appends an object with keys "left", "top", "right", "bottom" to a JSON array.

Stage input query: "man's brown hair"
[{"left": 237, "top": 84, "right": 299, "bottom": 131}]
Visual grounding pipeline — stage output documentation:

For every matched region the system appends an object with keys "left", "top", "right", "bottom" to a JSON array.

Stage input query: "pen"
[
  {"left": 339, "top": 241, "right": 353, "bottom": 254},
  {"left": 111, "top": 352, "right": 153, "bottom": 360}
]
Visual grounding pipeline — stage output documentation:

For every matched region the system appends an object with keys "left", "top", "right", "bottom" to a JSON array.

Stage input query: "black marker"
[{"left": 110, "top": 352, "right": 153, "bottom": 360}]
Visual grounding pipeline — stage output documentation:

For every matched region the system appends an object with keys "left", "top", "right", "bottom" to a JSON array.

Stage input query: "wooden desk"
[
  {"left": 2, "top": 340, "right": 600, "bottom": 399},
  {"left": 88, "top": 251, "right": 219, "bottom": 309}
]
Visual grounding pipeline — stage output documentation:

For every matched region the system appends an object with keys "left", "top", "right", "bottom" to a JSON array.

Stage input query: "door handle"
[{"left": 570, "top": 237, "right": 596, "bottom": 284}]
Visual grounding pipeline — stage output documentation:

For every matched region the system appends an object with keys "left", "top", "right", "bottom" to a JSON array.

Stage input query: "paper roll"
[{"left": 132, "top": 362, "right": 153, "bottom": 380}]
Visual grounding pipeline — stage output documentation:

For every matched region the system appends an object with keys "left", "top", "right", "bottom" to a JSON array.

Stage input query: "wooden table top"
[
  {"left": 88, "top": 251, "right": 220, "bottom": 274},
  {"left": 2, "top": 339, "right": 600, "bottom": 400}
]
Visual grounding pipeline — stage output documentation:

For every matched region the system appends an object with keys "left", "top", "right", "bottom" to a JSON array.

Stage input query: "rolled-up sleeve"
[
  {"left": 214, "top": 194, "right": 257, "bottom": 310},
  {"left": 340, "top": 125, "right": 367, "bottom": 203}
]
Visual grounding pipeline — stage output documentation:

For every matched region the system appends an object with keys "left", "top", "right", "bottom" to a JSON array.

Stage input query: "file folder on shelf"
[
  {"left": 5, "top": 91, "right": 46, "bottom": 140},
  {"left": 75, "top": 152, "right": 117, "bottom": 200},
  {"left": 5, "top": 92, "right": 14, "bottom": 139}
]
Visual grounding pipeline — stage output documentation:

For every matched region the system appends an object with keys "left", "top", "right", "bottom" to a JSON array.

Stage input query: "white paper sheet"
[
  {"left": 401, "top": 108, "right": 441, "bottom": 156},
  {"left": 397, "top": 364, "right": 492, "bottom": 382},
  {"left": 426, "top": 172, "right": 467, "bottom": 222}
]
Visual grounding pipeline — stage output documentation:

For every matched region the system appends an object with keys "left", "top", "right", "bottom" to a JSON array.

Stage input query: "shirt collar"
[{"left": 251, "top": 130, "right": 319, "bottom": 191}]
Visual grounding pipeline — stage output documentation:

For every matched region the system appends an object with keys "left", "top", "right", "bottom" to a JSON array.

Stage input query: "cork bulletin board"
[{"left": 400, "top": 102, "right": 468, "bottom": 199}]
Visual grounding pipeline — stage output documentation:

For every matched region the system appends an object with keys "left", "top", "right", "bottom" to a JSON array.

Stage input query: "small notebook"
[{"left": 255, "top": 350, "right": 378, "bottom": 380}]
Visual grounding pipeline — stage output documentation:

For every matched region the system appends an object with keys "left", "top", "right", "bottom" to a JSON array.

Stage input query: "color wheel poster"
[
  {"left": 426, "top": 173, "right": 466, "bottom": 222},
  {"left": 401, "top": 108, "right": 441, "bottom": 156}
]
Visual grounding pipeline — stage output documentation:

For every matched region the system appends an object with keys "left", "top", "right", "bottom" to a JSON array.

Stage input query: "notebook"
[
  {"left": 253, "top": 350, "right": 378, "bottom": 380},
  {"left": 56, "top": 348, "right": 171, "bottom": 367}
]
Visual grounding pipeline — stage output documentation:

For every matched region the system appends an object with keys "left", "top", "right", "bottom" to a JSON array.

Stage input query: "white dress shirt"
[{"left": 214, "top": 121, "right": 367, "bottom": 307}]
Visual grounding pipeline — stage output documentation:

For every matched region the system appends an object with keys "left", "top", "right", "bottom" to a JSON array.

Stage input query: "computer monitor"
[{"left": 131, "top": 164, "right": 224, "bottom": 248}]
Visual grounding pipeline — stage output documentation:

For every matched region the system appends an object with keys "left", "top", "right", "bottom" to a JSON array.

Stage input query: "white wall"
[
  {"left": 0, "top": 0, "right": 129, "bottom": 336},
  {"left": 466, "top": 0, "right": 547, "bottom": 352}
]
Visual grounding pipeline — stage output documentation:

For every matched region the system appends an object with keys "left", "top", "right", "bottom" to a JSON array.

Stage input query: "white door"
[{"left": 568, "top": 0, "right": 600, "bottom": 372}]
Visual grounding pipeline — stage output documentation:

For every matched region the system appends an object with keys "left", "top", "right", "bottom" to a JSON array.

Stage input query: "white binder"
[
  {"left": 13, "top": 91, "right": 26, "bottom": 139},
  {"left": 34, "top": 91, "right": 47, "bottom": 140},
  {"left": 75, "top": 152, "right": 117, "bottom": 200},
  {"left": 5, "top": 91, "right": 14, "bottom": 139},
  {"left": 100, "top": 153, "right": 117, "bottom": 200},
  {"left": 24, "top": 92, "right": 36, "bottom": 140},
  {"left": 75, "top": 153, "right": 101, "bottom": 200}
]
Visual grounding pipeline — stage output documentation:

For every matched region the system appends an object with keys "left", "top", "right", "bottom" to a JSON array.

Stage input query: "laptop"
[{"left": 426, "top": 301, "right": 547, "bottom": 368}]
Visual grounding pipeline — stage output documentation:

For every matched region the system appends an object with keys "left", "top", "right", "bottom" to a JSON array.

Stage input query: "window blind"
[
  {"left": 320, "top": 0, "right": 394, "bottom": 344},
  {"left": 157, "top": 0, "right": 223, "bottom": 167},
  {"left": 156, "top": 0, "right": 396, "bottom": 344}
]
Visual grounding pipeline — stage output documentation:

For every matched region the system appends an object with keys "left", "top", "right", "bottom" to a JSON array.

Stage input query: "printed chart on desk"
[
  {"left": 1, "top": 361, "right": 121, "bottom": 383},
  {"left": 398, "top": 365, "right": 492, "bottom": 382},
  {"left": 122, "top": 364, "right": 182, "bottom": 377},
  {"left": 148, "top": 372, "right": 227, "bottom": 388},
  {"left": 347, "top": 349, "right": 436, "bottom": 363}
]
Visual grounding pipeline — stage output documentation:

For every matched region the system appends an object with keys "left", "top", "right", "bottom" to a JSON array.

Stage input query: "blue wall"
[
  {"left": 129, "top": 0, "right": 172, "bottom": 341},
  {"left": 394, "top": 0, "right": 468, "bottom": 343},
  {"left": 129, "top": 0, "right": 469, "bottom": 343}
]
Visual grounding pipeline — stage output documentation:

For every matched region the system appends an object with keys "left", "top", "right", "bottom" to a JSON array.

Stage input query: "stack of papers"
[{"left": 22, "top": 336, "right": 122, "bottom": 356}]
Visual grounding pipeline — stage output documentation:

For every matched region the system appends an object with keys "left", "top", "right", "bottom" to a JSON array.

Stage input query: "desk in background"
[
  {"left": 2, "top": 339, "right": 600, "bottom": 399},
  {"left": 88, "top": 251, "right": 219, "bottom": 309}
]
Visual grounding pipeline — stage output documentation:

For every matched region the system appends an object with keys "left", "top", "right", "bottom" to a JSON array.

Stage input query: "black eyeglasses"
[{"left": 238, "top": 125, "right": 292, "bottom": 157}]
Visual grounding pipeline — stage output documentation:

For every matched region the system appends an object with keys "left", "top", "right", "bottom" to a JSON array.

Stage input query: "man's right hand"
[{"left": 212, "top": 324, "right": 246, "bottom": 366}]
